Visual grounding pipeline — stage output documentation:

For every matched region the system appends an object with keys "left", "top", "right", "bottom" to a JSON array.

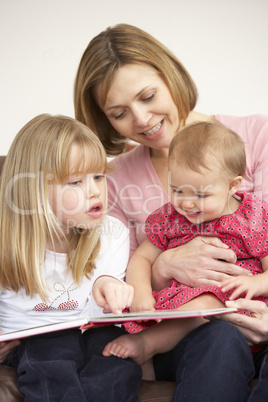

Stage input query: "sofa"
[{"left": 0, "top": 155, "right": 176, "bottom": 401}]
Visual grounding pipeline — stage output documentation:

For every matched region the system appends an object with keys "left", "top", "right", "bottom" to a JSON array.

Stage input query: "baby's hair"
[
  {"left": 169, "top": 121, "right": 246, "bottom": 179},
  {"left": 0, "top": 114, "right": 107, "bottom": 301}
]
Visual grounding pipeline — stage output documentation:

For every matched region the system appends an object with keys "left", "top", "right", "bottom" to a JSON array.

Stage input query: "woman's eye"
[
  {"left": 114, "top": 111, "right": 126, "bottom": 120},
  {"left": 143, "top": 93, "right": 155, "bottom": 102}
]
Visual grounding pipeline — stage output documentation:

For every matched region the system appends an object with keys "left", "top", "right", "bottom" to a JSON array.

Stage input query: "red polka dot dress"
[{"left": 124, "top": 192, "right": 268, "bottom": 333}]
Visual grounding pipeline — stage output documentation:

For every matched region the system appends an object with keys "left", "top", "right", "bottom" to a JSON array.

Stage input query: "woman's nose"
[{"left": 133, "top": 107, "right": 151, "bottom": 127}]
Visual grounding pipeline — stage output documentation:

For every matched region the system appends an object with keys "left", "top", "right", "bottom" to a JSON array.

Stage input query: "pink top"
[{"left": 107, "top": 114, "right": 268, "bottom": 255}]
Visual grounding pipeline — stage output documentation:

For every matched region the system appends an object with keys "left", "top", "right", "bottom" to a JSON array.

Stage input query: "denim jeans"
[
  {"left": 248, "top": 345, "right": 268, "bottom": 401},
  {"left": 154, "top": 320, "right": 256, "bottom": 402},
  {"left": 5, "top": 326, "right": 141, "bottom": 402}
]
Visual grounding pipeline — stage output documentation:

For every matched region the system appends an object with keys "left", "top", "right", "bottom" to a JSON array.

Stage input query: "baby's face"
[{"left": 168, "top": 161, "right": 233, "bottom": 225}]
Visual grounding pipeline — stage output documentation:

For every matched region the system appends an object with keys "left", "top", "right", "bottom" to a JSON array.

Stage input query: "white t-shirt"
[{"left": 0, "top": 216, "right": 129, "bottom": 334}]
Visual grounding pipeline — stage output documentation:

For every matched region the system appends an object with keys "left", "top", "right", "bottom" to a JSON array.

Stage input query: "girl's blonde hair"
[
  {"left": 0, "top": 114, "right": 107, "bottom": 301},
  {"left": 74, "top": 23, "right": 198, "bottom": 156},
  {"left": 169, "top": 121, "right": 246, "bottom": 178}
]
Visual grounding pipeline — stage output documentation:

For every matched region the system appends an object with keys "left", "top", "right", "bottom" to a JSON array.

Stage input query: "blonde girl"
[{"left": 0, "top": 114, "right": 141, "bottom": 401}]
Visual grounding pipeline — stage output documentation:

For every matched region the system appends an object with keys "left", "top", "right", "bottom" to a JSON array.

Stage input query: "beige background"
[{"left": 1, "top": 0, "right": 267, "bottom": 154}]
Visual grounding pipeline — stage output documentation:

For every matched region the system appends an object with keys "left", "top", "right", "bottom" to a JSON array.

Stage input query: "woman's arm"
[
  {"left": 152, "top": 236, "right": 251, "bottom": 290},
  {"left": 216, "top": 115, "right": 268, "bottom": 202}
]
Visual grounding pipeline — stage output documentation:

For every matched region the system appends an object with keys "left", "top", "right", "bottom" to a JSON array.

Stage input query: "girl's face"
[
  {"left": 169, "top": 160, "right": 237, "bottom": 225},
  {"left": 96, "top": 63, "right": 179, "bottom": 152},
  {"left": 48, "top": 144, "right": 106, "bottom": 236}
]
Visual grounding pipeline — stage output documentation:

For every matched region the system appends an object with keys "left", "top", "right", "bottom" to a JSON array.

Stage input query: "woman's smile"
[{"left": 142, "top": 120, "right": 164, "bottom": 137}]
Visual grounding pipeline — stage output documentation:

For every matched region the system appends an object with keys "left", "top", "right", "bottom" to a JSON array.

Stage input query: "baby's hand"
[
  {"left": 220, "top": 274, "right": 266, "bottom": 300},
  {"left": 130, "top": 292, "right": 156, "bottom": 313},
  {"left": 93, "top": 276, "right": 134, "bottom": 314}
]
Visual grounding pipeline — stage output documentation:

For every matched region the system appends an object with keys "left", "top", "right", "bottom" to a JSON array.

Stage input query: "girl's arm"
[
  {"left": 88, "top": 217, "right": 132, "bottom": 315},
  {"left": 152, "top": 236, "right": 250, "bottom": 291},
  {"left": 126, "top": 239, "right": 162, "bottom": 312}
]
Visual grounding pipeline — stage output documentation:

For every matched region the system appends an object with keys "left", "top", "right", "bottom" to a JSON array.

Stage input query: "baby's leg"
[
  {"left": 103, "top": 294, "right": 224, "bottom": 376},
  {"left": 102, "top": 328, "right": 156, "bottom": 380},
  {"left": 102, "top": 329, "right": 148, "bottom": 366}
]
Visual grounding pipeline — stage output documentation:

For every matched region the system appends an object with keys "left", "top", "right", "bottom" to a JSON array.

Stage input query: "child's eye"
[
  {"left": 94, "top": 174, "right": 105, "bottom": 182},
  {"left": 68, "top": 180, "right": 81, "bottom": 187},
  {"left": 173, "top": 188, "right": 182, "bottom": 195},
  {"left": 196, "top": 194, "right": 206, "bottom": 199}
]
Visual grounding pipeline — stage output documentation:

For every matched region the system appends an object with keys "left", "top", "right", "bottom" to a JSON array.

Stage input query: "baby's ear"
[{"left": 228, "top": 176, "right": 243, "bottom": 195}]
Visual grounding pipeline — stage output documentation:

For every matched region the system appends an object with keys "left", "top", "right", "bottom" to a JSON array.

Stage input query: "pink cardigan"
[{"left": 107, "top": 114, "right": 268, "bottom": 255}]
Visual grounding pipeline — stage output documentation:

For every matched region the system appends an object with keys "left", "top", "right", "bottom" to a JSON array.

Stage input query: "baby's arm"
[
  {"left": 220, "top": 255, "right": 268, "bottom": 300},
  {"left": 126, "top": 239, "right": 162, "bottom": 312},
  {"left": 92, "top": 276, "right": 134, "bottom": 314}
]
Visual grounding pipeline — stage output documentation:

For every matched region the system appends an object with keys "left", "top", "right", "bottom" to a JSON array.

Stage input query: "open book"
[{"left": 0, "top": 307, "right": 237, "bottom": 342}]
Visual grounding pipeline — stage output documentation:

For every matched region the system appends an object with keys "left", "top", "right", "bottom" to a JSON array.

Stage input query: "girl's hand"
[
  {"left": 152, "top": 236, "right": 251, "bottom": 290},
  {"left": 0, "top": 337, "right": 20, "bottom": 363},
  {"left": 92, "top": 276, "right": 134, "bottom": 314},
  {"left": 213, "top": 299, "right": 268, "bottom": 345}
]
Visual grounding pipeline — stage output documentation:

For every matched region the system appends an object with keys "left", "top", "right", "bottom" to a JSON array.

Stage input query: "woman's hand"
[
  {"left": 214, "top": 299, "right": 268, "bottom": 345},
  {"left": 152, "top": 236, "right": 251, "bottom": 290},
  {"left": 0, "top": 338, "right": 20, "bottom": 363},
  {"left": 92, "top": 276, "right": 134, "bottom": 314}
]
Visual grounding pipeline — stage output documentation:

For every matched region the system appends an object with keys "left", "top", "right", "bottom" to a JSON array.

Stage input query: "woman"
[{"left": 73, "top": 24, "right": 268, "bottom": 400}]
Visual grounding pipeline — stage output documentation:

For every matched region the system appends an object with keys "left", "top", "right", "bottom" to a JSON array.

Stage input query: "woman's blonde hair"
[
  {"left": 74, "top": 23, "right": 198, "bottom": 156},
  {"left": 169, "top": 121, "right": 246, "bottom": 178},
  {"left": 0, "top": 114, "right": 107, "bottom": 301}
]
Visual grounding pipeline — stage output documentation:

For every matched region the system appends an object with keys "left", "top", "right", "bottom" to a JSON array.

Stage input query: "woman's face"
[{"left": 96, "top": 64, "right": 180, "bottom": 151}]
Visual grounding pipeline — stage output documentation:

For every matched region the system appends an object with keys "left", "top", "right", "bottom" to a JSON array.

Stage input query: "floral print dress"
[{"left": 124, "top": 192, "right": 268, "bottom": 333}]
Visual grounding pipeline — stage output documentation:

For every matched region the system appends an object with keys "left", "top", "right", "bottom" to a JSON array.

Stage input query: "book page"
[{"left": 0, "top": 307, "right": 238, "bottom": 342}]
